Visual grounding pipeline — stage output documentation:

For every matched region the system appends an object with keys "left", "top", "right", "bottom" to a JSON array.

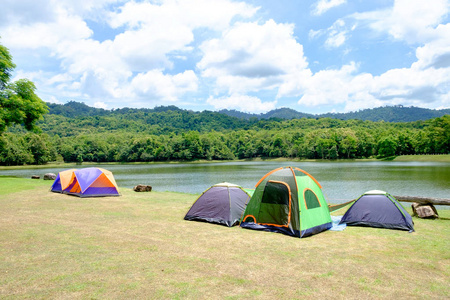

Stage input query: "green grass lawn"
[
  {"left": 0, "top": 178, "right": 449, "bottom": 299},
  {"left": 0, "top": 176, "right": 50, "bottom": 196}
]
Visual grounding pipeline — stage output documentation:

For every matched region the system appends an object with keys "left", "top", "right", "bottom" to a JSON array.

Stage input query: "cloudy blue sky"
[{"left": 1, "top": 0, "right": 449, "bottom": 113}]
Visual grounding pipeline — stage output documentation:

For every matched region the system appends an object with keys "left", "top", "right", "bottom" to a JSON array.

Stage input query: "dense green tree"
[
  {"left": 0, "top": 41, "right": 48, "bottom": 134},
  {"left": 396, "top": 131, "right": 415, "bottom": 155},
  {"left": 0, "top": 42, "right": 15, "bottom": 90},
  {"left": 25, "top": 133, "right": 58, "bottom": 164},
  {"left": 0, "top": 133, "right": 34, "bottom": 165},
  {"left": 339, "top": 129, "right": 358, "bottom": 159},
  {"left": 377, "top": 136, "right": 397, "bottom": 158}
]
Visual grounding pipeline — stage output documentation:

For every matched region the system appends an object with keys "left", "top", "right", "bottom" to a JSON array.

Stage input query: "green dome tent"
[{"left": 240, "top": 167, "right": 332, "bottom": 238}]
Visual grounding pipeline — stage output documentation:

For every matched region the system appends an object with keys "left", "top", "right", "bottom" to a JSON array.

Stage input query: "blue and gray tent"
[
  {"left": 184, "top": 182, "right": 251, "bottom": 227},
  {"left": 339, "top": 190, "right": 414, "bottom": 232}
]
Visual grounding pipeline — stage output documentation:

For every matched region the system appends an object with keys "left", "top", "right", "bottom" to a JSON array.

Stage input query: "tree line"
[{"left": 1, "top": 115, "right": 448, "bottom": 165}]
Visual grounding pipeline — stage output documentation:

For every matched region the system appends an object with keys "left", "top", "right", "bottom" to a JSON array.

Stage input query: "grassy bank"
[
  {"left": 0, "top": 176, "right": 50, "bottom": 196},
  {"left": 392, "top": 154, "right": 450, "bottom": 162},
  {"left": 0, "top": 178, "right": 448, "bottom": 299}
]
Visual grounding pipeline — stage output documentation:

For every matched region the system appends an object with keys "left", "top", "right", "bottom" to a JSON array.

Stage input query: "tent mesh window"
[
  {"left": 257, "top": 181, "right": 290, "bottom": 225},
  {"left": 304, "top": 189, "right": 321, "bottom": 209}
]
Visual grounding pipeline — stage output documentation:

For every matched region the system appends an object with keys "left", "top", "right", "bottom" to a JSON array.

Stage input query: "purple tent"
[
  {"left": 51, "top": 167, "right": 120, "bottom": 197},
  {"left": 184, "top": 182, "right": 251, "bottom": 227}
]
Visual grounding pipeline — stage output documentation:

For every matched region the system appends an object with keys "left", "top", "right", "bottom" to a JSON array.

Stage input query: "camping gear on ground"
[
  {"left": 339, "top": 190, "right": 414, "bottom": 232},
  {"left": 51, "top": 168, "right": 120, "bottom": 197},
  {"left": 329, "top": 216, "right": 347, "bottom": 231},
  {"left": 240, "top": 167, "right": 332, "bottom": 238},
  {"left": 184, "top": 182, "right": 251, "bottom": 227}
]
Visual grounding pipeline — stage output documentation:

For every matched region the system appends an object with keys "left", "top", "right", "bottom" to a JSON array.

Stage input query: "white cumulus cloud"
[
  {"left": 131, "top": 70, "right": 198, "bottom": 101},
  {"left": 0, "top": 0, "right": 448, "bottom": 113},
  {"left": 207, "top": 94, "right": 276, "bottom": 113},
  {"left": 93, "top": 101, "right": 108, "bottom": 109},
  {"left": 298, "top": 58, "right": 450, "bottom": 111},
  {"left": 0, "top": 0, "right": 258, "bottom": 106},
  {"left": 312, "top": 0, "right": 346, "bottom": 16},
  {"left": 353, "top": 0, "right": 449, "bottom": 44},
  {"left": 309, "top": 19, "right": 354, "bottom": 49},
  {"left": 297, "top": 0, "right": 450, "bottom": 111},
  {"left": 198, "top": 19, "right": 308, "bottom": 95}
]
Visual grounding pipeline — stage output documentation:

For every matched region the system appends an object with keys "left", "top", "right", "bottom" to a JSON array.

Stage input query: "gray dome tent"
[
  {"left": 184, "top": 182, "right": 251, "bottom": 227},
  {"left": 339, "top": 190, "right": 414, "bottom": 232}
]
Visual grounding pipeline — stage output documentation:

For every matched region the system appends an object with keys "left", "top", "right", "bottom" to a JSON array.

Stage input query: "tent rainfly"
[
  {"left": 51, "top": 168, "right": 120, "bottom": 197},
  {"left": 339, "top": 190, "right": 414, "bottom": 232},
  {"left": 184, "top": 182, "right": 251, "bottom": 227}
]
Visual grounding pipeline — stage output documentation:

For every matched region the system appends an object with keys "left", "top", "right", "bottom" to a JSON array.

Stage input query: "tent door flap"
[{"left": 257, "top": 180, "right": 291, "bottom": 226}]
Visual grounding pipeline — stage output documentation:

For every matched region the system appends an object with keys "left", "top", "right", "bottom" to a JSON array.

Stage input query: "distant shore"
[{"left": 0, "top": 154, "right": 448, "bottom": 170}]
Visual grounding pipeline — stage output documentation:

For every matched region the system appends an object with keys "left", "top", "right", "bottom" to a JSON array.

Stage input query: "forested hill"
[
  {"left": 320, "top": 106, "right": 450, "bottom": 122},
  {"left": 47, "top": 101, "right": 449, "bottom": 123},
  {"left": 219, "top": 108, "right": 314, "bottom": 120},
  {"left": 2, "top": 101, "right": 448, "bottom": 165},
  {"left": 219, "top": 106, "right": 450, "bottom": 121},
  {"left": 42, "top": 102, "right": 252, "bottom": 136}
]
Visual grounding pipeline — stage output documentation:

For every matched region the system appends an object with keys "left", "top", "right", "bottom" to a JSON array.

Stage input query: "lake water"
[{"left": 0, "top": 161, "right": 448, "bottom": 204}]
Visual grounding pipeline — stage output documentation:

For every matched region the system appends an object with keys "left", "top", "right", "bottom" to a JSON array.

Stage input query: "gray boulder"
[
  {"left": 411, "top": 203, "right": 439, "bottom": 219},
  {"left": 44, "top": 173, "right": 57, "bottom": 180}
]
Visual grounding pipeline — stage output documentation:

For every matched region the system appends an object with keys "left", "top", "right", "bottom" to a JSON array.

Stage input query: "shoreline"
[
  {"left": 0, "top": 154, "right": 449, "bottom": 170},
  {"left": 2, "top": 176, "right": 449, "bottom": 210}
]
